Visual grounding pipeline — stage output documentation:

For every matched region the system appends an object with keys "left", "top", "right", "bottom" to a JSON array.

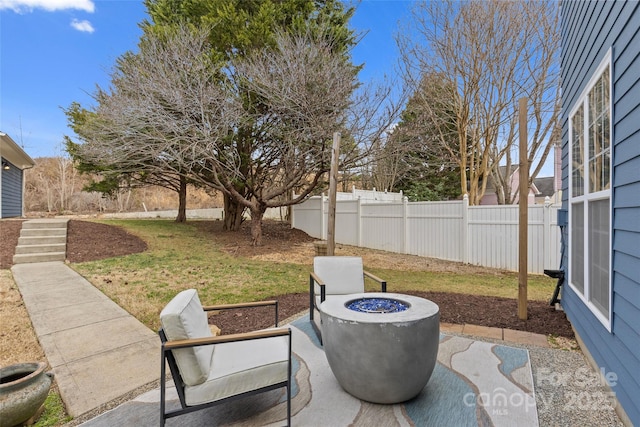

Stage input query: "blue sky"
[{"left": 0, "top": 0, "right": 413, "bottom": 159}]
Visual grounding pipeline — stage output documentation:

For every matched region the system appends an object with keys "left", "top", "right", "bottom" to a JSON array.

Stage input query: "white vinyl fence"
[{"left": 292, "top": 194, "right": 562, "bottom": 274}]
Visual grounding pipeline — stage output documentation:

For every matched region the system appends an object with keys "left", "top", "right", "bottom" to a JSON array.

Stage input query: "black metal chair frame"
[
  {"left": 159, "top": 300, "right": 292, "bottom": 427},
  {"left": 309, "top": 269, "right": 387, "bottom": 343},
  {"left": 544, "top": 269, "right": 565, "bottom": 306}
]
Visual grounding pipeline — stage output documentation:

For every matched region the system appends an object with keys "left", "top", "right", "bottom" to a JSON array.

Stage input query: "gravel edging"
[
  {"left": 530, "top": 346, "right": 623, "bottom": 427},
  {"left": 447, "top": 331, "right": 624, "bottom": 427}
]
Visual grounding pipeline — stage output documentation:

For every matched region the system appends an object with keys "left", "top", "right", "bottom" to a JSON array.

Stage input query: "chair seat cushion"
[
  {"left": 185, "top": 333, "right": 289, "bottom": 406},
  {"left": 160, "top": 289, "right": 214, "bottom": 386}
]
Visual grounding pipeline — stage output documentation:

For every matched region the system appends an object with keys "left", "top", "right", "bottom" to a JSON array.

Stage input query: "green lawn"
[{"left": 71, "top": 219, "right": 556, "bottom": 331}]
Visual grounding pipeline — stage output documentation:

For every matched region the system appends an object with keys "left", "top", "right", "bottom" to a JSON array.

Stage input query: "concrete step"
[
  {"left": 21, "top": 220, "right": 68, "bottom": 230},
  {"left": 18, "top": 235, "right": 67, "bottom": 246},
  {"left": 12, "top": 219, "right": 69, "bottom": 265},
  {"left": 15, "top": 243, "right": 67, "bottom": 255},
  {"left": 20, "top": 228, "right": 67, "bottom": 237},
  {"left": 13, "top": 252, "right": 66, "bottom": 264}
]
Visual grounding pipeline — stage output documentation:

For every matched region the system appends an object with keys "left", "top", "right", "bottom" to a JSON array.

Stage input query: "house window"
[{"left": 568, "top": 51, "right": 612, "bottom": 329}]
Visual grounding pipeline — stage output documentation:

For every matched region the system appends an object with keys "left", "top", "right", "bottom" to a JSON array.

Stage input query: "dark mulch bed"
[
  {"left": 66, "top": 220, "right": 148, "bottom": 263},
  {"left": 1, "top": 219, "right": 573, "bottom": 338},
  {"left": 0, "top": 219, "right": 147, "bottom": 268},
  {"left": 0, "top": 219, "right": 24, "bottom": 269},
  {"left": 208, "top": 291, "right": 574, "bottom": 338}
]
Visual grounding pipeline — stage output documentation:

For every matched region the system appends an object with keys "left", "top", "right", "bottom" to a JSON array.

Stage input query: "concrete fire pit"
[{"left": 320, "top": 292, "right": 439, "bottom": 404}]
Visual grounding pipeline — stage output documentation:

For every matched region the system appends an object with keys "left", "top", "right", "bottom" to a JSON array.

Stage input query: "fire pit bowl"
[{"left": 320, "top": 293, "right": 439, "bottom": 404}]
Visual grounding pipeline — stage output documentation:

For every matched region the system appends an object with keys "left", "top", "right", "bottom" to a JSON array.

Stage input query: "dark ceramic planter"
[{"left": 0, "top": 362, "right": 53, "bottom": 427}]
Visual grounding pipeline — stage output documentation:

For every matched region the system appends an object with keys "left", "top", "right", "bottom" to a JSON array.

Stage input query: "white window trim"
[{"left": 568, "top": 48, "right": 613, "bottom": 331}]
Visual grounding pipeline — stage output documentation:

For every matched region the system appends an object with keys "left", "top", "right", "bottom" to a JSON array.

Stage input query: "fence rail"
[{"left": 292, "top": 195, "right": 562, "bottom": 274}]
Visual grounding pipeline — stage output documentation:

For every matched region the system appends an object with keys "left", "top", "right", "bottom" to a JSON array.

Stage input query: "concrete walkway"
[{"left": 11, "top": 261, "right": 159, "bottom": 417}]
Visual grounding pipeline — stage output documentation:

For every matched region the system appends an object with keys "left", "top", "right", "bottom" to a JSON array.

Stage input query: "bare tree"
[
  {"left": 24, "top": 156, "right": 80, "bottom": 213},
  {"left": 217, "top": 29, "right": 389, "bottom": 244},
  {"left": 398, "top": 0, "right": 561, "bottom": 205},
  {"left": 54, "top": 156, "right": 77, "bottom": 211},
  {"left": 490, "top": 2, "right": 561, "bottom": 204},
  {"left": 69, "top": 25, "right": 400, "bottom": 244},
  {"left": 368, "top": 132, "right": 402, "bottom": 192},
  {"left": 70, "top": 26, "right": 237, "bottom": 222}
]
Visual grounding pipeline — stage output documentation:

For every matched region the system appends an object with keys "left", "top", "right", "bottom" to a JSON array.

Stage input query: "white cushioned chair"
[
  {"left": 159, "top": 289, "right": 291, "bottom": 426},
  {"left": 309, "top": 256, "right": 387, "bottom": 343}
]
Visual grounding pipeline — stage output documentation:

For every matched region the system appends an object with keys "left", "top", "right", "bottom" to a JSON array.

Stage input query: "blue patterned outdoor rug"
[
  {"left": 81, "top": 314, "right": 538, "bottom": 427},
  {"left": 286, "top": 314, "right": 538, "bottom": 427}
]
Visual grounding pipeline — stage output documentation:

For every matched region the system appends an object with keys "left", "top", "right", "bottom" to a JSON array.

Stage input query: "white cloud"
[
  {"left": 0, "top": 0, "right": 94, "bottom": 13},
  {"left": 70, "top": 18, "right": 94, "bottom": 33}
]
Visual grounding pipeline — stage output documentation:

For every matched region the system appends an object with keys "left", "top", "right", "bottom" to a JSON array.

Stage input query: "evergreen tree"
[
  {"left": 142, "top": 0, "right": 357, "bottom": 230},
  {"left": 382, "top": 73, "right": 461, "bottom": 201}
]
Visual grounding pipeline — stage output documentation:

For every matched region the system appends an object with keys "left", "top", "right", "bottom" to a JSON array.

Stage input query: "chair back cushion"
[
  {"left": 314, "top": 256, "right": 364, "bottom": 295},
  {"left": 160, "top": 289, "right": 213, "bottom": 386}
]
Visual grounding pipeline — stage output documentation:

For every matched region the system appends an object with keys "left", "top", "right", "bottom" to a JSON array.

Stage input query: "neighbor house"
[
  {"left": 479, "top": 166, "right": 559, "bottom": 205},
  {"left": 479, "top": 166, "right": 538, "bottom": 205},
  {"left": 481, "top": 144, "right": 562, "bottom": 206},
  {"left": 560, "top": 1, "right": 639, "bottom": 425},
  {"left": 0, "top": 132, "right": 35, "bottom": 218}
]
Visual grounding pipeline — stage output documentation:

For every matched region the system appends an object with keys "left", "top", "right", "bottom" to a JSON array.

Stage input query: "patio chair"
[
  {"left": 159, "top": 289, "right": 292, "bottom": 427},
  {"left": 309, "top": 256, "right": 387, "bottom": 343}
]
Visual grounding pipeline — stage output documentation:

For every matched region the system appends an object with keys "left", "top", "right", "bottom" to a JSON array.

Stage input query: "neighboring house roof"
[
  {"left": 485, "top": 165, "right": 542, "bottom": 196},
  {"left": 533, "top": 176, "right": 555, "bottom": 197},
  {"left": 482, "top": 165, "right": 508, "bottom": 193},
  {"left": 0, "top": 132, "right": 35, "bottom": 169}
]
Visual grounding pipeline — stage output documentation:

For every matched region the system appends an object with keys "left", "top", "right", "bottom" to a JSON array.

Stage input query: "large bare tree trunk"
[
  {"left": 223, "top": 194, "right": 244, "bottom": 231},
  {"left": 249, "top": 205, "right": 267, "bottom": 246},
  {"left": 176, "top": 175, "right": 187, "bottom": 223}
]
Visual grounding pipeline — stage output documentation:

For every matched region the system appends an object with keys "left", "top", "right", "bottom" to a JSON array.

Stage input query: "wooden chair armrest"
[
  {"left": 309, "top": 272, "right": 325, "bottom": 286},
  {"left": 163, "top": 327, "right": 291, "bottom": 350},
  {"left": 310, "top": 271, "right": 326, "bottom": 302},
  {"left": 364, "top": 270, "right": 387, "bottom": 292}
]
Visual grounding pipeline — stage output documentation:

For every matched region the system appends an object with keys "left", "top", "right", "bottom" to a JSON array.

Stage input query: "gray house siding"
[
  {"left": 561, "top": 0, "right": 640, "bottom": 424},
  {"left": 1, "top": 158, "right": 24, "bottom": 218}
]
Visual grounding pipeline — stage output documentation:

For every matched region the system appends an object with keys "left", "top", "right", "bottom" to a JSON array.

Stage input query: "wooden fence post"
[
  {"left": 462, "top": 194, "right": 469, "bottom": 263},
  {"left": 327, "top": 132, "right": 340, "bottom": 256},
  {"left": 357, "top": 196, "right": 362, "bottom": 247},
  {"left": 543, "top": 197, "right": 552, "bottom": 270},
  {"left": 403, "top": 196, "right": 408, "bottom": 254},
  {"left": 321, "top": 193, "right": 326, "bottom": 240},
  {"left": 518, "top": 97, "right": 528, "bottom": 321}
]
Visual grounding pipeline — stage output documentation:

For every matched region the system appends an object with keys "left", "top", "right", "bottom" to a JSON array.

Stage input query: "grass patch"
[
  {"left": 72, "top": 219, "right": 556, "bottom": 331},
  {"left": 35, "top": 391, "right": 72, "bottom": 427},
  {"left": 73, "top": 220, "right": 309, "bottom": 330}
]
